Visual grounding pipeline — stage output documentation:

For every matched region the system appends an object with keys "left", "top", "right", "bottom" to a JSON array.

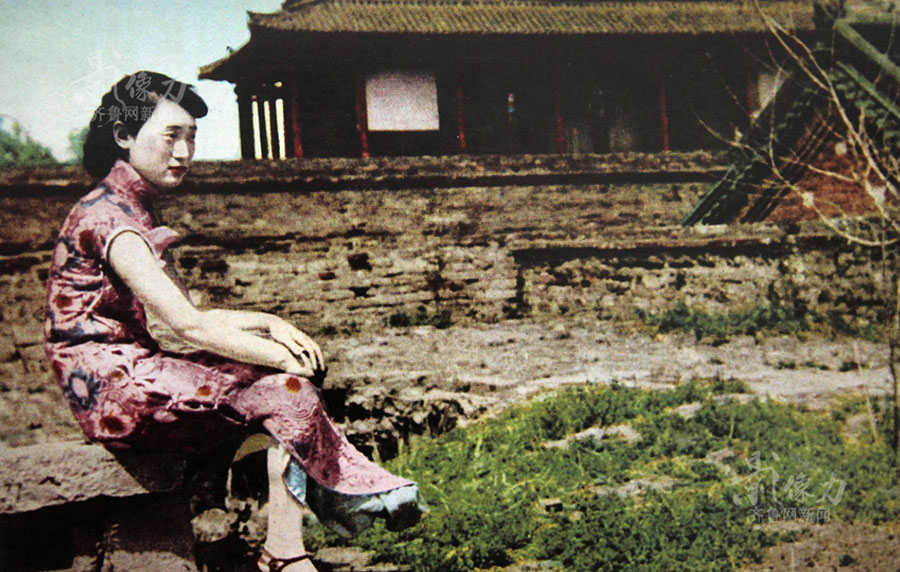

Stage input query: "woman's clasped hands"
[{"left": 268, "top": 317, "right": 327, "bottom": 385}]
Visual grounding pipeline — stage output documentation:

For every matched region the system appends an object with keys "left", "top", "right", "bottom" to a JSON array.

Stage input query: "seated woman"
[{"left": 44, "top": 71, "right": 422, "bottom": 572}]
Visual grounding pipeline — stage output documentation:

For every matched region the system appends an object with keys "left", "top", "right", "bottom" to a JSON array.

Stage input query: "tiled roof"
[
  {"left": 251, "top": 0, "right": 815, "bottom": 36},
  {"left": 200, "top": 1, "right": 815, "bottom": 80}
]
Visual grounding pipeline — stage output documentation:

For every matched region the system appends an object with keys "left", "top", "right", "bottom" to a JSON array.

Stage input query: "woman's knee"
[
  {"left": 229, "top": 374, "right": 321, "bottom": 421},
  {"left": 251, "top": 374, "right": 320, "bottom": 404},
  {"left": 280, "top": 375, "right": 318, "bottom": 397}
]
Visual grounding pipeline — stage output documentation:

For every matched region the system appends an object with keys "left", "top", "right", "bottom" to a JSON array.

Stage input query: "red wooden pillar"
[
  {"left": 553, "top": 70, "right": 568, "bottom": 154},
  {"left": 236, "top": 85, "right": 255, "bottom": 160},
  {"left": 659, "top": 71, "right": 670, "bottom": 152},
  {"left": 455, "top": 80, "right": 467, "bottom": 154},
  {"left": 355, "top": 73, "right": 370, "bottom": 158},
  {"left": 286, "top": 83, "right": 303, "bottom": 158}
]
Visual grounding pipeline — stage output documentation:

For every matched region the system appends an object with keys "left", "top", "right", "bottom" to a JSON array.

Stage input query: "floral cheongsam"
[{"left": 44, "top": 160, "right": 422, "bottom": 534}]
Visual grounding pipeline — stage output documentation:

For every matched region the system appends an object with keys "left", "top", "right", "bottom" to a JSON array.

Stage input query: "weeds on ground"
[
  {"left": 304, "top": 380, "right": 900, "bottom": 571},
  {"left": 636, "top": 302, "right": 885, "bottom": 342},
  {"left": 386, "top": 306, "right": 453, "bottom": 329}
]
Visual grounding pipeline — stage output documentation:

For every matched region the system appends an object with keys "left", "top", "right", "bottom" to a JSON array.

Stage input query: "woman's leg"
[
  {"left": 229, "top": 374, "right": 413, "bottom": 495},
  {"left": 261, "top": 445, "right": 317, "bottom": 572},
  {"left": 134, "top": 352, "right": 411, "bottom": 495}
]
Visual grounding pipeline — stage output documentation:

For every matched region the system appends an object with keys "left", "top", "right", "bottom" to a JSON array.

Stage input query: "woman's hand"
[
  {"left": 279, "top": 352, "right": 316, "bottom": 378},
  {"left": 268, "top": 318, "right": 325, "bottom": 374}
]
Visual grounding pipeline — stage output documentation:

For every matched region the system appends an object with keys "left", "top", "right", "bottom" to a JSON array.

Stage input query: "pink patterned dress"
[{"left": 44, "top": 160, "right": 421, "bottom": 535}]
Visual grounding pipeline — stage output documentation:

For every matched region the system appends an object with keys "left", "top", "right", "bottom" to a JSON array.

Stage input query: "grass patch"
[
  {"left": 386, "top": 306, "right": 452, "bottom": 329},
  {"left": 637, "top": 302, "right": 811, "bottom": 341},
  {"left": 830, "top": 394, "right": 870, "bottom": 423},
  {"left": 305, "top": 380, "right": 900, "bottom": 571},
  {"left": 637, "top": 302, "right": 885, "bottom": 342}
]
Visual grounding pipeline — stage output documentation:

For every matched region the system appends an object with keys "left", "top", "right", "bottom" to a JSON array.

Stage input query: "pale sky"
[{"left": 0, "top": 0, "right": 284, "bottom": 162}]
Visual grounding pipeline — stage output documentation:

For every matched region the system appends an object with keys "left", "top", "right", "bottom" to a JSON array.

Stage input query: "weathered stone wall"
[
  {"left": 517, "top": 234, "right": 894, "bottom": 331},
  {"left": 0, "top": 154, "right": 894, "bottom": 448}
]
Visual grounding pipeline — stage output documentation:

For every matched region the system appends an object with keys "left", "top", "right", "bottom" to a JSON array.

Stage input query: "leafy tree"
[
  {"left": 0, "top": 118, "right": 57, "bottom": 167},
  {"left": 67, "top": 125, "right": 89, "bottom": 165}
]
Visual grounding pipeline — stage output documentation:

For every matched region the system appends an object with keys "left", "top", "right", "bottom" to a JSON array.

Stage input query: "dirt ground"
[
  {"left": 323, "top": 317, "right": 892, "bottom": 417},
  {"left": 743, "top": 520, "right": 900, "bottom": 572}
]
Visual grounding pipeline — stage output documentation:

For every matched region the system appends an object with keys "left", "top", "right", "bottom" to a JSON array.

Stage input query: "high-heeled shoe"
[{"left": 257, "top": 546, "right": 313, "bottom": 572}]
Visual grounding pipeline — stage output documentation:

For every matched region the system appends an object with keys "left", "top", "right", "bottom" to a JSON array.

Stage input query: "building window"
[{"left": 365, "top": 70, "right": 440, "bottom": 132}]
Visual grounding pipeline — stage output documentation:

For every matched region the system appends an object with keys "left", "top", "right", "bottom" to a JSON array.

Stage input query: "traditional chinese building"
[{"left": 200, "top": 0, "right": 815, "bottom": 159}]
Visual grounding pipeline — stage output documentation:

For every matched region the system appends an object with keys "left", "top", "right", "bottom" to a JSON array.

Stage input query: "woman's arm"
[
  {"left": 108, "top": 231, "right": 319, "bottom": 376},
  {"left": 204, "top": 308, "right": 324, "bottom": 371}
]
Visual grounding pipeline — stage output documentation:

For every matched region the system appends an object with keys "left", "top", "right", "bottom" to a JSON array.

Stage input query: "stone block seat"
[{"left": 0, "top": 440, "right": 199, "bottom": 571}]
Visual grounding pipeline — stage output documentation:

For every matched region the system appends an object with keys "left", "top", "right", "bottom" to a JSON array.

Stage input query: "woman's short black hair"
[{"left": 82, "top": 71, "right": 208, "bottom": 178}]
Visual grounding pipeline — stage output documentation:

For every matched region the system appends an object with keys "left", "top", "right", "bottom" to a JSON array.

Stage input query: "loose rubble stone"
[{"left": 191, "top": 508, "right": 238, "bottom": 543}]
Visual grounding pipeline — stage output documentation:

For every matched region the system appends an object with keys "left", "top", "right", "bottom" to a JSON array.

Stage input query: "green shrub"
[
  {"left": 0, "top": 121, "right": 57, "bottom": 167},
  {"left": 637, "top": 302, "right": 814, "bottom": 340},
  {"left": 534, "top": 489, "right": 768, "bottom": 571},
  {"left": 640, "top": 302, "right": 888, "bottom": 342}
]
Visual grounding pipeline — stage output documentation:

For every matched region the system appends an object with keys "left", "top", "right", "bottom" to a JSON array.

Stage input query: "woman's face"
[{"left": 118, "top": 97, "right": 196, "bottom": 189}]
